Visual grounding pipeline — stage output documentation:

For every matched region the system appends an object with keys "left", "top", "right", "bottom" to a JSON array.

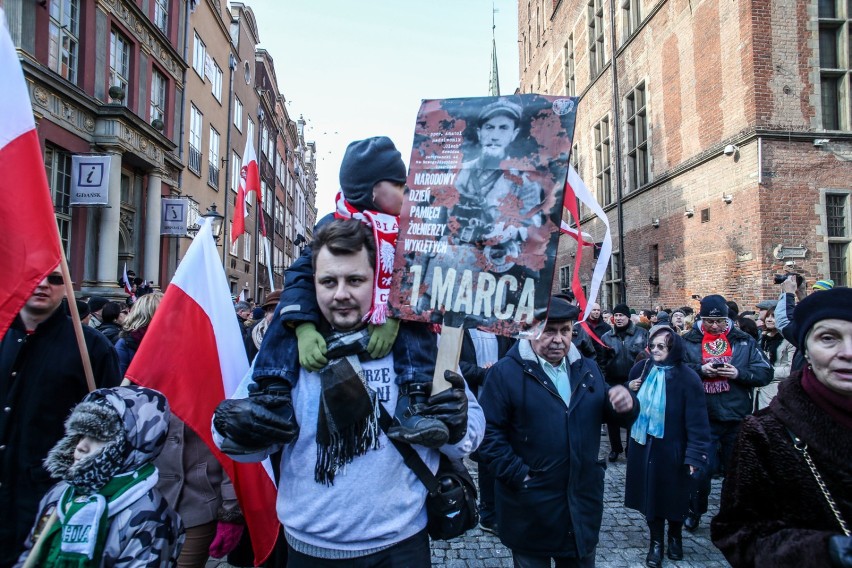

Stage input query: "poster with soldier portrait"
[{"left": 390, "top": 94, "right": 578, "bottom": 338}]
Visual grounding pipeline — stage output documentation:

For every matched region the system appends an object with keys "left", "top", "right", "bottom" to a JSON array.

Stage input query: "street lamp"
[{"left": 202, "top": 203, "right": 224, "bottom": 241}]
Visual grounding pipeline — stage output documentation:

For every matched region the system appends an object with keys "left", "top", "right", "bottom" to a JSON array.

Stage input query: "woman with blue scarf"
[{"left": 625, "top": 325, "right": 712, "bottom": 568}]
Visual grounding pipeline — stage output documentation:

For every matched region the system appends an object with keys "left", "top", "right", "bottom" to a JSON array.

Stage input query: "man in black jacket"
[
  {"left": 0, "top": 269, "right": 120, "bottom": 566},
  {"left": 680, "top": 294, "right": 772, "bottom": 532},
  {"left": 599, "top": 303, "right": 649, "bottom": 462}
]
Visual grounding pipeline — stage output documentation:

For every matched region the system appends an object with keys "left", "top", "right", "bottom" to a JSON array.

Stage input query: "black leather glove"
[
  {"left": 421, "top": 371, "right": 468, "bottom": 444},
  {"left": 829, "top": 535, "right": 852, "bottom": 567},
  {"left": 213, "top": 394, "right": 299, "bottom": 453}
]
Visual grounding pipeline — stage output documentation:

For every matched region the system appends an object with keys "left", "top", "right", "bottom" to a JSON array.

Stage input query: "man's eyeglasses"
[
  {"left": 703, "top": 318, "right": 727, "bottom": 325},
  {"left": 46, "top": 274, "right": 64, "bottom": 286},
  {"left": 649, "top": 343, "right": 668, "bottom": 351}
]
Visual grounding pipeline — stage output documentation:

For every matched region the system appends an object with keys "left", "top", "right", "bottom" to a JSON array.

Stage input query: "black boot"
[
  {"left": 684, "top": 511, "right": 700, "bottom": 532},
  {"left": 667, "top": 534, "right": 683, "bottom": 561},
  {"left": 387, "top": 383, "right": 449, "bottom": 448},
  {"left": 646, "top": 540, "right": 664, "bottom": 568}
]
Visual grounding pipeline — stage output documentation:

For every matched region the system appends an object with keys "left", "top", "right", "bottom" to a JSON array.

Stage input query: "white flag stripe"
[
  {"left": 0, "top": 8, "right": 36, "bottom": 151},
  {"left": 567, "top": 165, "right": 613, "bottom": 322},
  {"left": 170, "top": 219, "right": 249, "bottom": 397}
]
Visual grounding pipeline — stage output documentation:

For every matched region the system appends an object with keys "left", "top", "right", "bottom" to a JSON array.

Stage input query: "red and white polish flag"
[
  {"left": 126, "top": 219, "right": 278, "bottom": 564},
  {"left": 0, "top": 9, "right": 63, "bottom": 338},
  {"left": 560, "top": 165, "right": 613, "bottom": 323},
  {"left": 232, "top": 136, "right": 262, "bottom": 244}
]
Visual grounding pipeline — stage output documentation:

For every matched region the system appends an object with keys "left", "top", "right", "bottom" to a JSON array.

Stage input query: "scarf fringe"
[
  {"left": 369, "top": 303, "right": 388, "bottom": 326},
  {"left": 315, "top": 396, "right": 381, "bottom": 486},
  {"left": 703, "top": 379, "right": 731, "bottom": 394}
]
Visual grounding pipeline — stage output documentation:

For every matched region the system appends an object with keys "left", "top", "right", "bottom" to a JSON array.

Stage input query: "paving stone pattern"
[{"left": 209, "top": 431, "right": 730, "bottom": 567}]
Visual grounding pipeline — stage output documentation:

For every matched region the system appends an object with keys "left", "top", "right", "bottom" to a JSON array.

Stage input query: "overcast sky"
[{"left": 245, "top": 0, "right": 521, "bottom": 216}]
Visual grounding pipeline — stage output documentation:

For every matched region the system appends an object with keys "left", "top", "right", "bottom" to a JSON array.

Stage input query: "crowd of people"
[{"left": 1, "top": 135, "right": 850, "bottom": 568}]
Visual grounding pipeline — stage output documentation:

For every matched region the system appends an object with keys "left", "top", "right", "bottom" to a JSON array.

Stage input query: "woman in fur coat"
[{"left": 711, "top": 288, "right": 852, "bottom": 567}]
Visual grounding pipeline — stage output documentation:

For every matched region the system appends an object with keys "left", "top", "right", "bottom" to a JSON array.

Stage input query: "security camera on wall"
[{"left": 723, "top": 144, "right": 737, "bottom": 156}]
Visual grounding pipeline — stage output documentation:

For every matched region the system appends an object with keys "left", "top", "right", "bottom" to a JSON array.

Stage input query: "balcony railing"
[
  {"left": 208, "top": 163, "right": 220, "bottom": 188},
  {"left": 188, "top": 145, "right": 202, "bottom": 174}
]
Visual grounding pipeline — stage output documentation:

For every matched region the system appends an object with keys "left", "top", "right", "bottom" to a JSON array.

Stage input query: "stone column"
[
  {"left": 144, "top": 171, "right": 162, "bottom": 287},
  {"left": 95, "top": 151, "right": 122, "bottom": 288}
]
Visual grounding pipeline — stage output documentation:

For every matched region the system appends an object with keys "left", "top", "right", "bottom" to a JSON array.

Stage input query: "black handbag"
[{"left": 378, "top": 404, "right": 479, "bottom": 540}]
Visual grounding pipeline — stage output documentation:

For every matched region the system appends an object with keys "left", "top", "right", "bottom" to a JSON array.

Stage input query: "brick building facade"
[{"left": 521, "top": 0, "right": 852, "bottom": 311}]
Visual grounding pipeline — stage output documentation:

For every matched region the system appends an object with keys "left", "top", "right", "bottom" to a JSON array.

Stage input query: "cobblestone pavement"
[{"left": 209, "top": 430, "right": 730, "bottom": 567}]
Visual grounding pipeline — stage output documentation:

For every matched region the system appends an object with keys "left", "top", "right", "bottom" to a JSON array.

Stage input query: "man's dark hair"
[
  {"left": 311, "top": 219, "right": 376, "bottom": 271},
  {"left": 737, "top": 316, "right": 759, "bottom": 340},
  {"left": 101, "top": 302, "right": 122, "bottom": 324},
  {"left": 726, "top": 300, "right": 740, "bottom": 319}
]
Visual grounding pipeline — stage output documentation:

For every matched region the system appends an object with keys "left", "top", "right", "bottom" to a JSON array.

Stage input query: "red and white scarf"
[
  {"left": 701, "top": 328, "right": 732, "bottom": 394},
  {"left": 334, "top": 192, "right": 399, "bottom": 325}
]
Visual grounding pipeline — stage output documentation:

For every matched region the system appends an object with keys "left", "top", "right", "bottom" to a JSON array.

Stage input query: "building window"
[
  {"left": 818, "top": 0, "right": 850, "bottom": 130},
  {"left": 559, "top": 265, "right": 571, "bottom": 293},
  {"left": 109, "top": 30, "right": 131, "bottom": 105},
  {"left": 208, "top": 126, "right": 220, "bottom": 189},
  {"left": 564, "top": 35, "right": 575, "bottom": 96},
  {"left": 649, "top": 244, "right": 659, "bottom": 291},
  {"left": 604, "top": 252, "right": 622, "bottom": 308},
  {"left": 622, "top": 0, "right": 641, "bottom": 42},
  {"left": 626, "top": 82, "right": 649, "bottom": 191},
  {"left": 48, "top": 0, "right": 79, "bottom": 84},
  {"left": 192, "top": 32, "right": 206, "bottom": 78},
  {"left": 229, "top": 222, "right": 239, "bottom": 256},
  {"left": 261, "top": 126, "right": 269, "bottom": 157},
  {"left": 234, "top": 96, "right": 243, "bottom": 131},
  {"left": 259, "top": 236, "right": 268, "bottom": 266},
  {"left": 231, "top": 151, "right": 241, "bottom": 193},
  {"left": 826, "top": 192, "right": 850, "bottom": 285},
  {"left": 594, "top": 115, "right": 612, "bottom": 206},
  {"left": 243, "top": 232, "right": 252, "bottom": 261},
  {"left": 588, "top": 0, "right": 606, "bottom": 78},
  {"left": 150, "top": 68, "right": 167, "bottom": 125},
  {"left": 247, "top": 119, "right": 255, "bottom": 151},
  {"left": 44, "top": 145, "right": 72, "bottom": 258},
  {"left": 211, "top": 61, "right": 223, "bottom": 101},
  {"left": 188, "top": 105, "right": 202, "bottom": 174},
  {"left": 153, "top": 0, "right": 168, "bottom": 34}
]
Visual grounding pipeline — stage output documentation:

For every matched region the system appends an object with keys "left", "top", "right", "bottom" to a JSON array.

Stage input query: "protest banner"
[{"left": 390, "top": 94, "right": 578, "bottom": 388}]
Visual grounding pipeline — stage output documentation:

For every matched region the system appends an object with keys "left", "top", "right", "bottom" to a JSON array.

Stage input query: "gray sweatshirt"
[{"left": 220, "top": 353, "right": 484, "bottom": 558}]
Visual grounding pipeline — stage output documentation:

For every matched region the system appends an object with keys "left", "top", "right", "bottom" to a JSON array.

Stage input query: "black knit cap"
[
  {"left": 612, "top": 303, "right": 631, "bottom": 317},
  {"left": 789, "top": 287, "right": 852, "bottom": 349},
  {"left": 339, "top": 136, "right": 407, "bottom": 210},
  {"left": 547, "top": 296, "right": 580, "bottom": 322},
  {"left": 700, "top": 294, "right": 728, "bottom": 318}
]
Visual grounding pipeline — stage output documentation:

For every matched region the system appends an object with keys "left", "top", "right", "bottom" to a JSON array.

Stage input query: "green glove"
[
  {"left": 367, "top": 317, "right": 400, "bottom": 359},
  {"left": 295, "top": 322, "right": 327, "bottom": 371}
]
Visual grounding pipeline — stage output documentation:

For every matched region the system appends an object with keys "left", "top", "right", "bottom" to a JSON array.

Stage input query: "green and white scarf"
[{"left": 36, "top": 463, "right": 157, "bottom": 567}]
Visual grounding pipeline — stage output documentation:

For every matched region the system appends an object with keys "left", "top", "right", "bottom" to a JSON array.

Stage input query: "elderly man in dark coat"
[{"left": 478, "top": 296, "right": 639, "bottom": 567}]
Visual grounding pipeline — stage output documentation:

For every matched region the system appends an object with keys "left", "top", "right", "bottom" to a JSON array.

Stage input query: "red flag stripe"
[
  {"left": 126, "top": 220, "right": 278, "bottom": 564},
  {"left": 0, "top": 11, "right": 63, "bottom": 338}
]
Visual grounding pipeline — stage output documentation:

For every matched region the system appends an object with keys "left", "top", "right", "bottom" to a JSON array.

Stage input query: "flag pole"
[
  {"left": 59, "top": 248, "right": 96, "bottom": 393},
  {"left": 264, "top": 237, "right": 275, "bottom": 292}
]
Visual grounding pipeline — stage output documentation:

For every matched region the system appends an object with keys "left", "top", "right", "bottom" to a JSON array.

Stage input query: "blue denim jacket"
[{"left": 252, "top": 213, "right": 438, "bottom": 386}]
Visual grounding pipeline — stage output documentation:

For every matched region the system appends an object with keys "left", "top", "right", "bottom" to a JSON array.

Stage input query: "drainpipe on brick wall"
[{"left": 608, "top": 0, "right": 627, "bottom": 303}]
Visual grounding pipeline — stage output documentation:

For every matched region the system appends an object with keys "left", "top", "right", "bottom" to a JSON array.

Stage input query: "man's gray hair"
[{"left": 234, "top": 301, "right": 250, "bottom": 312}]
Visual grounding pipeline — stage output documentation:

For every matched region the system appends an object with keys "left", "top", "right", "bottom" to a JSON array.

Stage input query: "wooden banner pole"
[{"left": 59, "top": 250, "right": 96, "bottom": 393}]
